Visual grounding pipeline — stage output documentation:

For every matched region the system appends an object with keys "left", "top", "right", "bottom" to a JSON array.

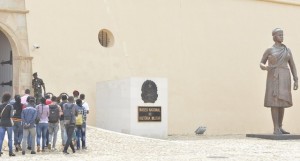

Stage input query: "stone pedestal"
[
  {"left": 246, "top": 134, "right": 300, "bottom": 140},
  {"left": 96, "top": 77, "right": 168, "bottom": 138}
]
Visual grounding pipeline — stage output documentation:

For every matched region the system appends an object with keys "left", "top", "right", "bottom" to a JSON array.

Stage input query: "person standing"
[
  {"left": 80, "top": 94, "right": 89, "bottom": 149},
  {"left": 21, "top": 89, "right": 31, "bottom": 105},
  {"left": 21, "top": 96, "right": 37, "bottom": 155},
  {"left": 32, "top": 72, "right": 46, "bottom": 105},
  {"left": 12, "top": 95, "right": 24, "bottom": 152},
  {"left": 73, "top": 90, "right": 79, "bottom": 100},
  {"left": 75, "top": 99, "right": 87, "bottom": 150},
  {"left": 260, "top": 28, "right": 298, "bottom": 134},
  {"left": 63, "top": 96, "right": 78, "bottom": 154},
  {"left": 0, "top": 93, "right": 16, "bottom": 157},
  {"left": 48, "top": 96, "right": 62, "bottom": 151},
  {"left": 36, "top": 97, "right": 49, "bottom": 152},
  {"left": 59, "top": 94, "right": 68, "bottom": 146}
]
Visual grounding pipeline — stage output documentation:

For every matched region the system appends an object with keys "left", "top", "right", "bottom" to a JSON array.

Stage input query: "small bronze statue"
[{"left": 260, "top": 28, "right": 298, "bottom": 135}]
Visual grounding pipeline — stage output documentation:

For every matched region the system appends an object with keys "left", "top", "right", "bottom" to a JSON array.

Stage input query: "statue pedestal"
[
  {"left": 246, "top": 134, "right": 300, "bottom": 140},
  {"left": 96, "top": 77, "right": 168, "bottom": 139}
]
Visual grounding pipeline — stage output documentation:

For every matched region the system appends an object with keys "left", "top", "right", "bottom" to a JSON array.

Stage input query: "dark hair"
[
  {"left": 51, "top": 96, "right": 57, "bottom": 102},
  {"left": 40, "top": 97, "right": 46, "bottom": 104},
  {"left": 28, "top": 96, "right": 35, "bottom": 103},
  {"left": 25, "top": 89, "right": 30, "bottom": 94},
  {"left": 79, "top": 94, "right": 85, "bottom": 100},
  {"left": 73, "top": 90, "right": 79, "bottom": 97},
  {"left": 68, "top": 96, "right": 74, "bottom": 103},
  {"left": 45, "top": 94, "right": 51, "bottom": 99},
  {"left": 14, "top": 95, "right": 21, "bottom": 103},
  {"left": 76, "top": 99, "right": 82, "bottom": 106},
  {"left": 2, "top": 93, "right": 11, "bottom": 103},
  {"left": 61, "top": 95, "right": 67, "bottom": 101}
]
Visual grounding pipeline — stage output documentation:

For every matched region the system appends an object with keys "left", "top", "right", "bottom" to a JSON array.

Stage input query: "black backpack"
[{"left": 48, "top": 105, "right": 59, "bottom": 123}]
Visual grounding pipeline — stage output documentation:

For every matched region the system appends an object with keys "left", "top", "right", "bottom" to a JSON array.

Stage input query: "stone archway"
[{"left": 0, "top": 2, "right": 33, "bottom": 96}]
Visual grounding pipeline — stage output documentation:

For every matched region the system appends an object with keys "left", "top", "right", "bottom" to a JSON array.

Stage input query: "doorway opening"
[{"left": 0, "top": 31, "right": 13, "bottom": 96}]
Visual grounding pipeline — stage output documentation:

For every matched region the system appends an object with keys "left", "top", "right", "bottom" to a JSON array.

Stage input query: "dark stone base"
[{"left": 246, "top": 134, "right": 300, "bottom": 140}]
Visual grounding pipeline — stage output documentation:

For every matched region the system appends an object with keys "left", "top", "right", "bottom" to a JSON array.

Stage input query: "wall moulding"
[
  {"left": 13, "top": 56, "right": 33, "bottom": 60},
  {"left": 0, "top": 8, "right": 29, "bottom": 14}
]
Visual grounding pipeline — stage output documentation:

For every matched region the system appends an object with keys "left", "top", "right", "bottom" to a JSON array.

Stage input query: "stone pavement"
[{"left": 1, "top": 126, "right": 300, "bottom": 161}]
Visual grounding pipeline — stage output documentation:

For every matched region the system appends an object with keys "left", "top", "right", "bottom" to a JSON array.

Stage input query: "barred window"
[{"left": 98, "top": 29, "right": 114, "bottom": 47}]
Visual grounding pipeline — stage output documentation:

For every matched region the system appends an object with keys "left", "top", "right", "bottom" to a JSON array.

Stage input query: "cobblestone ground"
[{"left": 1, "top": 126, "right": 300, "bottom": 161}]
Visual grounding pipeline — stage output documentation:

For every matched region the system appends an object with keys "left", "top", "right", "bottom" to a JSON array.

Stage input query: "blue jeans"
[
  {"left": 36, "top": 123, "right": 48, "bottom": 149},
  {"left": 75, "top": 125, "right": 86, "bottom": 149},
  {"left": 0, "top": 126, "right": 13, "bottom": 153},
  {"left": 13, "top": 121, "right": 23, "bottom": 145}
]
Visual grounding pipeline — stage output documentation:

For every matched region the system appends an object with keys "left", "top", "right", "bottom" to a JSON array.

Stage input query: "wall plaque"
[{"left": 138, "top": 106, "right": 161, "bottom": 122}]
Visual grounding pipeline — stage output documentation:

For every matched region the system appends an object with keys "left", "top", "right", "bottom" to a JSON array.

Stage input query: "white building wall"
[{"left": 25, "top": 0, "right": 300, "bottom": 134}]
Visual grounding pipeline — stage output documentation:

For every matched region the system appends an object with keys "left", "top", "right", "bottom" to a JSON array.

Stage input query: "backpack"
[
  {"left": 48, "top": 105, "right": 59, "bottom": 123},
  {"left": 63, "top": 104, "right": 74, "bottom": 124},
  {"left": 76, "top": 113, "right": 83, "bottom": 126}
]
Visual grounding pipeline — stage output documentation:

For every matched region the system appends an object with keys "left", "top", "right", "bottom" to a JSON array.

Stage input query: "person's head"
[
  {"left": 45, "top": 94, "right": 51, "bottom": 99},
  {"left": 68, "top": 96, "right": 74, "bottom": 103},
  {"left": 28, "top": 96, "right": 35, "bottom": 105},
  {"left": 33, "top": 72, "right": 38, "bottom": 79},
  {"left": 51, "top": 96, "right": 57, "bottom": 102},
  {"left": 61, "top": 94, "right": 68, "bottom": 101},
  {"left": 14, "top": 95, "right": 21, "bottom": 103},
  {"left": 76, "top": 99, "right": 82, "bottom": 106},
  {"left": 40, "top": 97, "right": 46, "bottom": 104},
  {"left": 79, "top": 94, "right": 85, "bottom": 100},
  {"left": 25, "top": 89, "right": 30, "bottom": 95},
  {"left": 73, "top": 90, "right": 79, "bottom": 98},
  {"left": 2, "top": 93, "right": 11, "bottom": 103},
  {"left": 272, "top": 28, "right": 283, "bottom": 43}
]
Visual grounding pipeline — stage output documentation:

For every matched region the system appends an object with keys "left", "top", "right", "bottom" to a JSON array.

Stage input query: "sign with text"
[{"left": 138, "top": 106, "right": 161, "bottom": 122}]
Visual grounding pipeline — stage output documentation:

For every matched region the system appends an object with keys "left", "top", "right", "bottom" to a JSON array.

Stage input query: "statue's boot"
[
  {"left": 280, "top": 128, "right": 290, "bottom": 134},
  {"left": 273, "top": 128, "right": 283, "bottom": 135}
]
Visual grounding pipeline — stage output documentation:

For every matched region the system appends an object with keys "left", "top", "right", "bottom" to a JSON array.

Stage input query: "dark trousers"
[{"left": 63, "top": 124, "right": 75, "bottom": 152}]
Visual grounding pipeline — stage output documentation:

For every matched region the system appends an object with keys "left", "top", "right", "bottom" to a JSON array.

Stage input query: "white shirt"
[
  {"left": 21, "top": 94, "right": 30, "bottom": 105},
  {"left": 82, "top": 101, "right": 89, "bottom": 111}
]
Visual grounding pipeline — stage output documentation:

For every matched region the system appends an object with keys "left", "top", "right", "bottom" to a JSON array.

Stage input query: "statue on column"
[
  {"left": 32, "top": 72, "right": 46, "bottom": 104},
  {"left": 260, "top": 28, "right": 298, "bottom": 135}
]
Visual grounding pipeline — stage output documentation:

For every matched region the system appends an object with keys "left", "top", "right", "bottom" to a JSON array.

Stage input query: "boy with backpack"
[
  {"left": 48, "top": 96, "right": 62, "bottom": 151},
  {"left": 75, "top": 99, "right": 87, "bottom": 150}
]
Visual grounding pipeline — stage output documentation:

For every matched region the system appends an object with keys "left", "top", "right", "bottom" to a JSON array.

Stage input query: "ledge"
[
  {"left": 14, "top": 56, "right": 33, "bottom": 60},
  {"left": 0, "top": 8, "right": 29, "bottom": 14}
]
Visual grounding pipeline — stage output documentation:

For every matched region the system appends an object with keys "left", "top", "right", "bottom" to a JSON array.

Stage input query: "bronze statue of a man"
[
  {"left": 32, "top": 72, "right": 46, "bottom": 104},
  {"left": 260, "top": 28, "right": 298, "bottom": 135}
]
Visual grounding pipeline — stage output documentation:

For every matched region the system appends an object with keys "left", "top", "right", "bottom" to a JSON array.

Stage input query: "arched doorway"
[{"left": 0, "top": 31, "right": 13, "bottom": 95}]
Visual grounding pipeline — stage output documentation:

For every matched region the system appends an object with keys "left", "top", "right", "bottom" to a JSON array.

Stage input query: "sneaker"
[
  {"left": 9, "top": 152, "right": 16, "bottom": 156},
  {"left": 31, "top": 151, "right": 36, "bottom": 154},
  {"left": 22, "top": 151, "right": 25, "bottom": 155},
  {"left": 82, "top": 146, "right": 87, "bottom": 150},
  {"left": 63, "top": 151, "right": 69, "bottom": 155},
  {"left": 18, "top": 144, "right": 22, "bottom": 151},
  {"left": 37, "top": 146, "right": 40, "bottom": 152}
]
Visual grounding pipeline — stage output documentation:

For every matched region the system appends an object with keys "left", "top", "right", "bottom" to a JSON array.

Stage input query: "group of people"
[{"left": 0, "top": 73, "right": 90, "bottom": 157}]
